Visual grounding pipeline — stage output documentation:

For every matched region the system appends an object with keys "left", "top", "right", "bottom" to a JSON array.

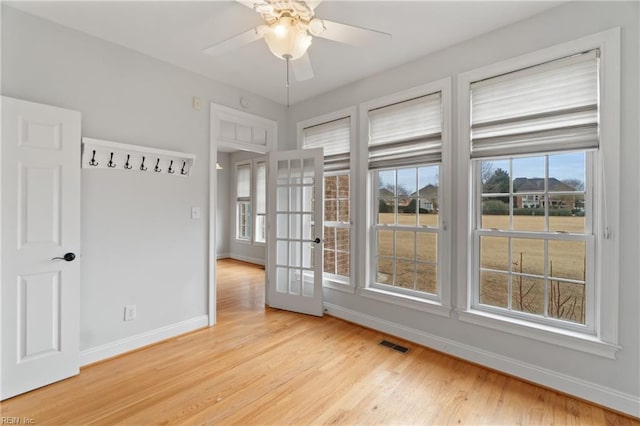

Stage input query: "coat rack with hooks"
[{"left": 81, "top": 137, "right": 196, "bottom": 178}]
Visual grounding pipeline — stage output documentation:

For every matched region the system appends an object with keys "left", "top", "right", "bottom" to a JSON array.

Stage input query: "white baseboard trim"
[
  {"left": 216, "top": 252, "right": 230, "bottom": 259},
  {"left": 324, "top": 303, "right": 640, "bottom": 418},
  {"left": 79, "top": 315, "right": 209, "bottom": 367},
  {"left": 229, "top": 254, "right": 265, "bottom": 266}
]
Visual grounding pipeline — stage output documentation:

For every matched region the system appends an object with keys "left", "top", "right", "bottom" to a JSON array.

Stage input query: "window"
[
  {"left": 476, "top": 153, "right": 591, "bottom": 328},
  {"left": 323, "top": 173, "right": 350, "bottom": 280},
  {"left": 456, "top": 28, "right": 623, "bottom": 353},
  {"left": 255, "top": 161, "right": 267, "bottom": 243},
  {"left": 373, "top": 165, "right": 440, "bottom": 296},
  {"left": 365, "top": 88, "right": 448, "bottom": 302},
  {"left": 301, "top": 114, "right": 353, "bottom": 285},
  {"left": 236, "top": 163, "right": 252, "bottom": 241}
]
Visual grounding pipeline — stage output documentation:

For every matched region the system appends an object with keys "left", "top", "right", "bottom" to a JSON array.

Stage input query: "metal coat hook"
[
  {"left": 124, "top": 154, "right": 132, "bottom": 170},
  {"left": 168, "top": 160, "right": 174, "bottom": 174},
  {"left": 107, "top": 152, "right": 116, "bottom": 168},
  {"left": 89, "top": 150, "right": 99, "bottom": 166},
  {"left": 154, "top": 158, "right": 162, "bottom": 173},
  {"left": 180, "top": 161, "right": 187, "bottom": 176},
  {"left": 140, "top": 156, "right": 148, "bottom": 171}
]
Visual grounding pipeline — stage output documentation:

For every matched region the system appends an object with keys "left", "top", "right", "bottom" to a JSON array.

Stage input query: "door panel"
[
  {"left": 267, "top": 149, "right": 323, "bottom": 316},
  {"left": 19, "top": 164, "right": 62, "bottom": 246},
  {"left": 18, "top": 271, "right": 62, "bottom": 360},
  {"left": 2, "top": 97, "right": 81, "bottom": 400}
]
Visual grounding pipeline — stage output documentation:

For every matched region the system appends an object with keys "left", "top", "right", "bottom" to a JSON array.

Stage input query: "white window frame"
[
  {"left": 457, "top": 28, "right": 621, "bottom": 358},
  {"left": 254, "top": 159, "right": 267, "bottom": 245},
  {"left": 472, "top": 153, "right": 595, "bottom": 332},
  {"left": 358, "top": 79, "right": 452, "bottom": 317},
  {"left": 321, "top": 170, "right": 352, "bottom": 285},
  {"left": 235, "top": 161, "right": 252, "bottom": 242},
  {"left": 297, "top": 106, "right": 357, "bottom": 293},
  {"left": 370, "top": 164, "right": 443, "bottom": 299}
]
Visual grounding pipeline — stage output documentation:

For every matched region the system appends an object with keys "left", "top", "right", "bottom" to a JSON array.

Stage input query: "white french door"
[
  {"left": 267, "top": 148, "right": 324, "bottom": 316},
  {"left": 1, "top": 97, "right": 81, "bottom": 399}
]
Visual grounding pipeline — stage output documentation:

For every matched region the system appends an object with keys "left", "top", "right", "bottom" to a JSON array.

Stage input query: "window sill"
[
  {"left": 234, "top": 239, "right": 253, "bottom": 245},
  {"left": 359, "top": 287, "right": 451, "bottom": 318},
  {"left": 456, "top": 309, "right": 620, "bottom": 359},
  {"left": 324, "top": 279, "right": 356, "bottom": 294}
]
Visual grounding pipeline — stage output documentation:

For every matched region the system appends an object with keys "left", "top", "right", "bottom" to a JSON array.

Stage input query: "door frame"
[{"left": 208, "top": 103, "right": 277, "bottom": 326}]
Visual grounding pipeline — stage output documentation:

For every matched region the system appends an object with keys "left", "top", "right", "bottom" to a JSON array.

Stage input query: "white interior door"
[
  {"left": 267, "top": 148, "right": 323, "bottom": 316},
  {"left": 1, "top": 97, "right": 81, "bottom": 399}
]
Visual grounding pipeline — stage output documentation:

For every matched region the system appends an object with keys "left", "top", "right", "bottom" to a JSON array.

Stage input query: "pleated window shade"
[
  {"left": 236, "top": 163, "right": 251, "bottom": 199},
  {"left": 367, "top": 92, "right": 442, "bottom": 169},
  {"left": 470, "top": 49, "right": 599, "bottom": 158},
  {"left": 256, "top": 161, "right": 266, "bottom": 215},
  {"left": 302, "top": 116, "right": 351, "bottom": 172}
]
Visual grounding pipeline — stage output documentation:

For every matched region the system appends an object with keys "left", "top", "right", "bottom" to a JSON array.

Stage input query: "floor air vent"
[{"left": 379, "top": 339, "right": 410, "bottom": 354}]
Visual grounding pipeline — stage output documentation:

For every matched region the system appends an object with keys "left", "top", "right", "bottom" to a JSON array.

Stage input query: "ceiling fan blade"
[
  {"left": 202, "top": 27, "right": 264, "bottom": 57},
  {"left": 314, "top": 19, "right": 391, "bottom": 47},
  {"left": 235, "top": 0, "right": 277, "bottom": 16},
  {"left": 292, "top": 52, "right": 314, "bottom": 81},
  {"left": 305, "top": 0, "right": 323, "bottom": 10},
  {"left": 234, "top": 0, "right": 267, "bottom": 11}
]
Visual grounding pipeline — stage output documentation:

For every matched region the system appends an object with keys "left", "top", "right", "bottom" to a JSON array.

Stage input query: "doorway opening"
[{"left": 208, "top": 102, "right": 277, "bottom": 326}]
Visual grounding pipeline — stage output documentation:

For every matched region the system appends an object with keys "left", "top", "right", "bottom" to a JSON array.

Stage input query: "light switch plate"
[{"left": 191, "top": 207, "right": 201, "bottom": 219}]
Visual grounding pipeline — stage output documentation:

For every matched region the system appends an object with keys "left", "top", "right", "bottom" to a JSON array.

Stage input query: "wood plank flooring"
[{"left": 1, "top": 258, "right": 637, "bottom": 425}]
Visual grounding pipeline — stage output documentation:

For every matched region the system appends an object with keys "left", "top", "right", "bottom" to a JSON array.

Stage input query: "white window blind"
[
  {"left": 368, "top": 92, "right": 442, "bottom": 169},
  {"left": 256, "top": 161, "right": 266, "bottom": 214},
  {"left": 302, "top": 117, "right": 351, "bottom": 171},
  {"left": 470, "top": 49, "right": 599, "bottom": 158},
  {"left": 236, "top": 163, "right": 251, "bottom": 199}
]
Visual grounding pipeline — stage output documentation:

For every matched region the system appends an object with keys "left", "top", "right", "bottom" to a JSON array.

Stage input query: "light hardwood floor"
[{"left": 1, "top": 258, "right": 637, "bottom": 425}]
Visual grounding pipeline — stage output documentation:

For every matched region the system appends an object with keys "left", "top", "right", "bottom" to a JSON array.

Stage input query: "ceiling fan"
[{"left": 202, "top": 0, "right": 391, "bottom": 82}]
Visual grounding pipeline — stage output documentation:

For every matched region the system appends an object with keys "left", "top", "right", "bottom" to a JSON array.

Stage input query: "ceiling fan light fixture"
[
  {"left": 273, "top": 22, "right": 288, "bottom": 38},
  {"left": 264, "top": 16, "right": 312, "bottom": 60}
]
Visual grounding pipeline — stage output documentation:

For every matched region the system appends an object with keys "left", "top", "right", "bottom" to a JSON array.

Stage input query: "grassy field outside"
[{"left": 375, "top": 213, "right": 587, "bottom": 324}]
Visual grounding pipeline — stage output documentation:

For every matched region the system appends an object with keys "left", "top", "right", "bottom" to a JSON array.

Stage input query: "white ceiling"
[{"left": 7, "top": 1, "right": 564, "bottom": 106}]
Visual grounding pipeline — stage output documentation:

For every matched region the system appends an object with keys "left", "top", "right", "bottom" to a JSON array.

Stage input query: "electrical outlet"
[{"left": 124, "top": 305, "right": 136, "bottom": 321}]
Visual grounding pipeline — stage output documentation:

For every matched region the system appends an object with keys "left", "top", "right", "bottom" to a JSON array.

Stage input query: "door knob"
[
  {"left": 52, "top": 252, "right": 76, "bottom": 262},
  {"left": 313, "top": 237, "right": 321, "bottom": 244}
]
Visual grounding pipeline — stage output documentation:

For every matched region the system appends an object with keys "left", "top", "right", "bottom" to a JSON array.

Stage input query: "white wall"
[
  {"left": 1, "top": 6, "right": 287, "bottom": 351},
  {"left": 289, "top": 1, "right": 639, "bottom": 415},
  {"left": 228, "top": 150, "right": 266, "bottom": 265},
  {"left": 216, "top": 152, "right": 231, "bottom": 258}
]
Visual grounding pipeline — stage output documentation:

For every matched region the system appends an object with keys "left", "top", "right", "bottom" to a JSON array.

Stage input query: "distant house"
[
  {"left": 378, "top": 187, "right": 411, "bottom": 211},
  {"left": 513, "top": 177, "right": 581, "bottom": 209},
  {"left": 410, "top": 184, "right": 439, "bottom": 213}
]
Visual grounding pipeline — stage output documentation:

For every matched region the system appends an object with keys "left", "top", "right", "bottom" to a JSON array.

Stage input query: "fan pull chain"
[{"left": 285, "top": 54, "right": 291, "bottom": 108}]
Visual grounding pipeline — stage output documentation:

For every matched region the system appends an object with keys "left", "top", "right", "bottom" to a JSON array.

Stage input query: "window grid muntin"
[
  {"left": 237, "top": 200, "right": 251, "bottom": 241},
  {"left": 236, "top": 161, "right": 253, "bottom": 241},
  {"left": 372, "top": 164, "right": 441, "bottom": 299},
  {"left": 472, "top": 151, "right": 594, "bottom": 332},
  {"left": 324, "top": 171, "right": 351, "bottom": 281},
  {"left": 254, "top": 160, "right": 267, "bottom": 244}
]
